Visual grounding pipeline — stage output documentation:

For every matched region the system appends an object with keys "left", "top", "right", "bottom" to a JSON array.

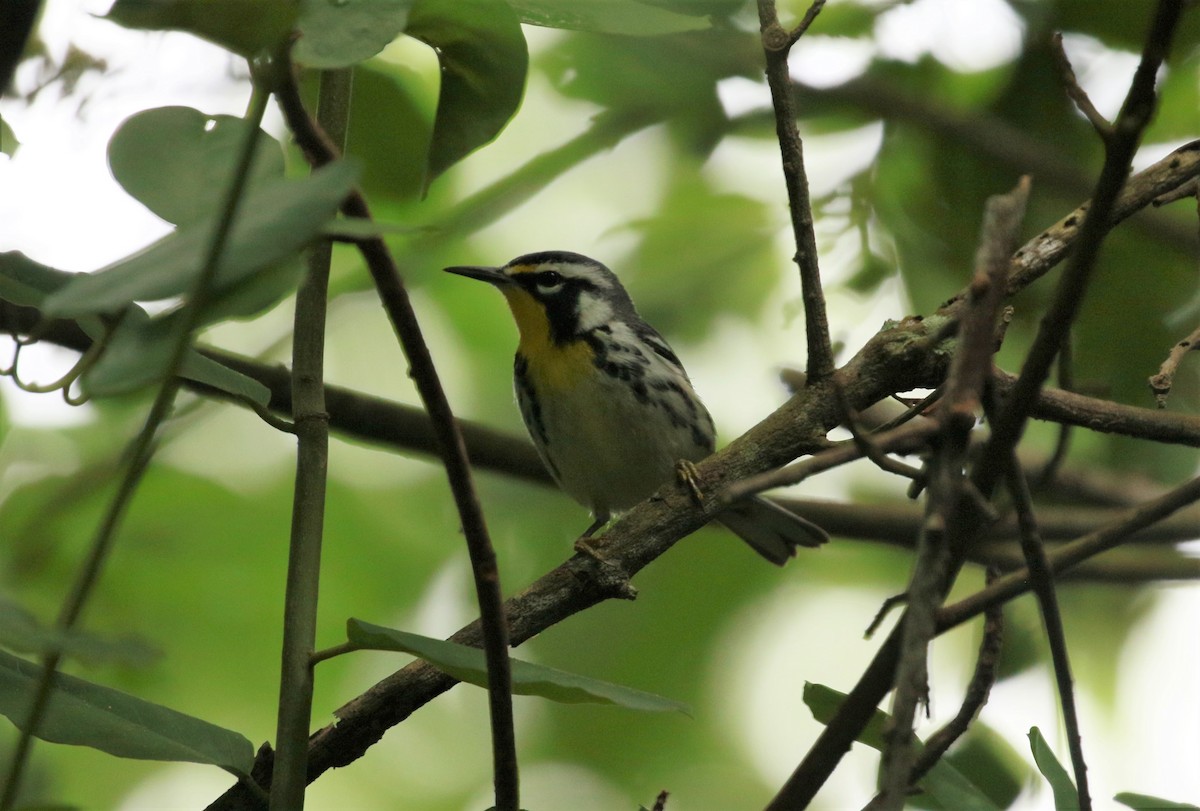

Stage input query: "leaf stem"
[{"left": 268, "top": 65, "right": 352, "bottom": 811}]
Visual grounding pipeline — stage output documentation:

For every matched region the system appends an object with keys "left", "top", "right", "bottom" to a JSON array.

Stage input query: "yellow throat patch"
[{"left": 501, "top": 286, "right": 594, "bottom": 391}]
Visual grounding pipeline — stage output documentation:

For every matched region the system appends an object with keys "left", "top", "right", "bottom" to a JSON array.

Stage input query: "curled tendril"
[{"left": 1, "top": 319, "right": 109, "bottom": 404}]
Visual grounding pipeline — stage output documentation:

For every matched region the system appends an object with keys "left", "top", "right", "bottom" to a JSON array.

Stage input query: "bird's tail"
[{"left": 716, "top": 496, "right": 828, "bottom": 566}]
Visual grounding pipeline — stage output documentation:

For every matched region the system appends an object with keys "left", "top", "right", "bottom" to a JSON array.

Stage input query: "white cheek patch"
[{"left": 574, "top": 292, "right": 614, "bottom": 333}]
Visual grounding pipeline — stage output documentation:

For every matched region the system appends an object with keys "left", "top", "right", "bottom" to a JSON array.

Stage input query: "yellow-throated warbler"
[{"left": 445, "top": 251, "right": 828, "bottom": 565}]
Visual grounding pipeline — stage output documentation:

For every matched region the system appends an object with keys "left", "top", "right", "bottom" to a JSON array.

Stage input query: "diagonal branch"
[{"left": 1004, "top": 455, "right": 1091, "bottom": 810}]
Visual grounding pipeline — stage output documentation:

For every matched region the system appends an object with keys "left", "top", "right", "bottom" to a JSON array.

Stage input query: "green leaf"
[
  {"left": 104, "top": 0, "right": 297, "bottom": 57},
  {"left": 406, "top": 0, "right": 528, "bottom": 187},
  {"left": 506, "top": 0, "right": 710, "bottom": 35},
  {"left": 294, "top": 0, "right": 415, "bottom": 68},
  {"left": 0, "top": 115, "right": 17, "bottom": 157},
  {"left": 803, "top": 683, "right": 1001, "bottom": 811},
  {"left": 0, "top": 649, "right": 254, "bottom": 773},
  {"left": 1028, "top": 727, "right": 1080, "bottom": 811},
  {"left": 108, "top": 106, "right": 286, "bottom": 225},
  {"left": 1115, "top": 792, "right": 1200, "bottom": 810},
  {"left": 42, "top": 160, "right": 359, "bottom": 318},
  {"left": 0, "top": 597, "right": 158, "bottom": 667},
  {"left": 0, "top": 252, "right": 76, "bottom": 307},
  {"left": 82, "top": 308, "right": 272, "bottom": 406},
  {"left": 347, "top": 619, "right": 690, "bottom": 714}
]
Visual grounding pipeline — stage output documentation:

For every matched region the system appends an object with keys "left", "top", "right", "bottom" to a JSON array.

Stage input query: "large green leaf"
[
  {"left": 294, "top": 0, "right": 415, "bottom": 68},
  {"left": 0, "top": 650, "right": 254, "bottom": 773},
  {"left": 406, "top": 0, "right": 528, "bottom": 187},
  {"left": 42, "top": 160, "right": 359, "bottom": 318},
  {"left": 506, "top": 0, "right": 710, "bottom": 35},
  {"left": 347, "top": 619, "right": 690, "bottom": 713},
  {"left": 104, "top": 0, "right": 297, "bottom": 57},
  {"left": 108, "top": 106, "right": 286, "bottom": 225},
  {"left": 1028, "top": 727, "right": 1080, "bottom": 811},
  {"left": 803, "top": 683, "right": 1001, "bottom": 811}
]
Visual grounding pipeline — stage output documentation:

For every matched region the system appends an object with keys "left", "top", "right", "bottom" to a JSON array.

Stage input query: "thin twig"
[
  {"left": 939, "top": 470, "right": 1200, "bottom": 631},
  {"left": 1035, "top": 339, "right": 1075, "bottom": 489},
  {"left": 871, "top": 179, "right": 1025, "bottom": 811},
  {"left": 757, "top": 0, "right": 836, "bottom": 381},
  {"left": 720, "top": 418, "right": 936, "bottom": 503},
  {"left": 835, "top": 384, "right": 926, "bottom": 482},
  {"left": 787, "top": 0, "right": 826, "bottom": 46},
  {"left": 1051, "top": 32, "right": 1113, "bottom": 139},
  {"left": 977, "top": 0, "right": 1184, "bottom": 494},
  {"left": 276, "top": 60, "right": 519, "bottom": 811},
  {"left": 908, "top": 568, "right": 1003, "bottom": 785},
  {"left": 1148, "top": 323, "right": 1200, "bottom": 407},
  {"left": 1005, "top": 455, "right": 1091, "bottom": 811},
  {"left": 269, "top": 66, "right": 349, "bottom": 811}
]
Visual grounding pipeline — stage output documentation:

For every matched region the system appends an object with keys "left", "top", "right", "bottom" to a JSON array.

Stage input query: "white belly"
[{"left": 519, "top": 362, "right": 711, "bottom": 519}]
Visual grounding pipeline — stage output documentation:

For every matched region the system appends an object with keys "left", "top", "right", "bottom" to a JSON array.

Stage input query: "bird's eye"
[{"left": 535, "top": 270, "right": 564, "bottom": 290}]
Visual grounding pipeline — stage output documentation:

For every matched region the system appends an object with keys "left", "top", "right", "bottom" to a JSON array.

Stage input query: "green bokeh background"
[{"left": 1, "top": 0, "right": 1199, "bottom": 808}]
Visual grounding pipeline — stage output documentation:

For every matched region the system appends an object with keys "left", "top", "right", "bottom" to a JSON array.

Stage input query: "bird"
[{"left": 444, "top": 250, "right": 828, "bottom": 565}]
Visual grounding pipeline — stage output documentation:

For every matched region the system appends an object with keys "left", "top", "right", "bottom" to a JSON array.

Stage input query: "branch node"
[{"left": 568, "top": 548, "right": 638, "bottom": 601}]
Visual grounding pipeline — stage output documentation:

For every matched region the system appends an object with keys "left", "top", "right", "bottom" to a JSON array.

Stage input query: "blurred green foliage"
[{"left": 1, "top": 0, "right": 1199, "bottom": 809}]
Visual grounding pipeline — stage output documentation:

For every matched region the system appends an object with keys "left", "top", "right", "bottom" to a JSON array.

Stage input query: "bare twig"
[
  {"left": 720, "top": 418, "right": 936, "bottom": 503},
  {"left": 1035, "top": 340, "right": 1075, "bottom": 489},
  {"left": 757, "top": 0, "right": 836, "bottom": 380},
  {"left": 871, "top": 178, "right": 1026, "bottom": 811},
  {"left": 1005, "top": 456, "right": 1091, "bottom": 810},
  {"left": 835, "top": 385, "right": 926, "bottom": 482},
  {"left": 276, "top": 60, "right": 519, "bottom": 811},
  {"left": 975, "top": 0, "right": 1183, "bottom": 500},
  {"left": 939, "top": 470, "right": 1200, "bottom": 631},
  {"left": 1148, "top": 323, "right": 1200, "bottom": 407},
  {"left": 994, "top": 368, "right": 1200, "bottom": 446},
  {"left": 908, "top": 569, "right": 1003, "bottom": 785},
  {"left": 1051, "top": 32, "right": 1113, "bottom": 139}
]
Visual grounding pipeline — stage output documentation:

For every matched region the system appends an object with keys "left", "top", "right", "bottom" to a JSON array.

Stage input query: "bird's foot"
[{"left": 675, "top": 459, "right": 705, "bottom": 506}]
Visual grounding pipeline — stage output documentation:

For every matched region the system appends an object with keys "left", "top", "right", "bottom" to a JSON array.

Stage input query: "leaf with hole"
[
  {"left": 0, "top": 649, "right": 254, "bottom": 772},
  {"left": 108, "top": 106, "right": 286, "bottom": 225},
  {"left": 347, "top": 619, "right": 690, "bottom": 714}
]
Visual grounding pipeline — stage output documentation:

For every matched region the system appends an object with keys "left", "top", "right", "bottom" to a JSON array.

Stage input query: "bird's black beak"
[{"left": 444, "top": 265, "right": 512, "bottom": 287}]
